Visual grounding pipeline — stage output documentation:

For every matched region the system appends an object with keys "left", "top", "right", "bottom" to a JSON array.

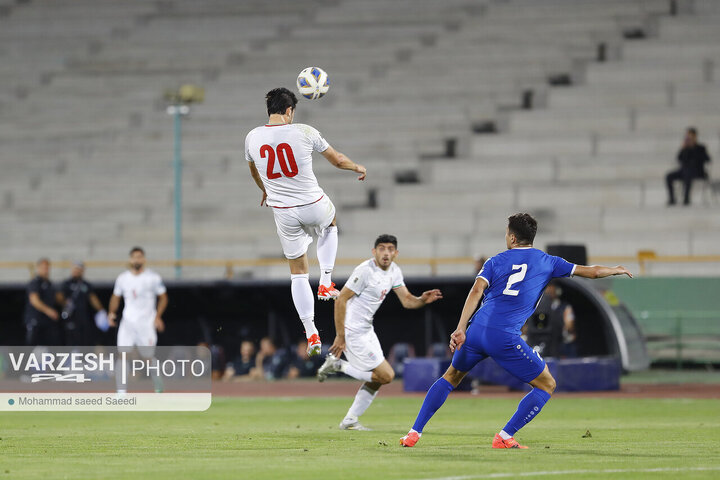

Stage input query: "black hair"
[
  {"left": 266, "top": 88, "right": 297, "bottom": 116},
  {"left": 507, "top": 213, "right": 537, "bottom": 245},
  {"left": 687, "top": 127, "right": 698, "bottom": 136},
  {"left": 374, "top": 234, "right": 398, "bottom": 248},
  {"left": 129, "top": 246, "right": 145, "bottom": 256}
]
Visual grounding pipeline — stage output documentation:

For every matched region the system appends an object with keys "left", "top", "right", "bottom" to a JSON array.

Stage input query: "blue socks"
[
  {"left": 502, "top": 388, "right": 552, "bottom": 436},
  {"left": 412, "top": 378, "right": 454, "bottom": 433}
]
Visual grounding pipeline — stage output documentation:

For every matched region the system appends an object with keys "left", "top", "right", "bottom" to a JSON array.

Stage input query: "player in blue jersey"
[{"left": 400, "top": 213, "right": 632, "bottom": 449}]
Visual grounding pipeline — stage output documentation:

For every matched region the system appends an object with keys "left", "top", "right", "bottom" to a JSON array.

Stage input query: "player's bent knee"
[
  {"left": 532, "top": 372, "right": 556, "bottom": 395},
  {"left": 374, "top": 367, "right": 395, "bottom": 385},
  {"left": 442, "top": 366, "right": 466, "bottom": 388}
]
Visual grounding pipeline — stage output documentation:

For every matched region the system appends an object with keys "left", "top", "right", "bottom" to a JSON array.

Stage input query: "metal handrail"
[{"left": 2, "top": 253, "right": 720, "bottom": 278}]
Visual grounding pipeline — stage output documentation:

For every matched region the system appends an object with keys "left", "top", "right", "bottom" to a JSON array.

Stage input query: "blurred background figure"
[
  {"left": 252, "top": 337, "right": 289, "bottom": 380},
  {"left": 24, "top": 258, "right": 61, "bottom": 345},
  {"left": 222, "top": 340, "right": 257, "bottom": 382},
  {"left": 524, "top": 281, "right": 576, "bottom": 358},
  {"left": 474, "top": 255, "right": 488, "bottom": 275},
  {"left": 665, "top": 127, "right": 711, "bottom": 206},
  {"left": 286, "top": 338, "right": 323, "bottom": 379},
  {"left": 58, "top": 261, "right": 107, "bottom": 346}
]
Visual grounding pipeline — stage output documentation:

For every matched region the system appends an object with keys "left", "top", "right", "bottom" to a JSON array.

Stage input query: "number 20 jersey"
[
  {"left": 473, "top": 247, "right": 576, "bottom": 336},
  {"left": 245, "top": 123, "right": 330, "bottom": 208}
]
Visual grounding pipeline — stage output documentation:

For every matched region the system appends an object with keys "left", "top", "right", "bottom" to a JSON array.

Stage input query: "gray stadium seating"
[{"left": 1, "top": 0, "right": 719, "bottom": 282}]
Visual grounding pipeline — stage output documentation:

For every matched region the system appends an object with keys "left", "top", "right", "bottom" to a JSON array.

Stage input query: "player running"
[
  {"left": 400, "top": 213, "right": 632, "bottom": 449},
  {"left": 246, "top": 87, "right": 367, "bottom": 356},
  {"left": 108, "top": 247, "right": 168, "bottom": 393},
  {"left": 316, "top": 234, "right": 442, "bottom": 430}
]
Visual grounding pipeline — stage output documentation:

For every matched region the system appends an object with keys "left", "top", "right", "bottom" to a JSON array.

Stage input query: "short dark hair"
[
  {"left": 266, "top": 88, "right": 297, "bottom": 116},
  {"left": 507, "top": 213, "right": 537, "bottom": 245},
  {"left": 374, "top": 234, "right": 398, "bottom": 248},
  {"left": 687, "top": 127, "right": 698, "bottom": 136},
  {"left": 129, "top": 246, "right": 145, "bottom": 256}
]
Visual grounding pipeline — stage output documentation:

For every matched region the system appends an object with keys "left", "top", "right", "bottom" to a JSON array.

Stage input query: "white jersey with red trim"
[
  {"left": 245, "top": 123, "right": 330, "bottom": 208},
  {"left": 112, "top": 269, "right": 166, "bottom": 326},
  {"left": 344, "top": 259, "right": 405, "bottom": 334}
]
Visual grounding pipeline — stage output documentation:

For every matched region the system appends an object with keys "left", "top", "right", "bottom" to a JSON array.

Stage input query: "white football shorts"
[
  {"left": 344, "top": 328, "right": 385, "bottom": 371},
  {"left": 117, "top": 320, "right": 157, "bottom": 358},
  {"left": 272, "top": 195, "right": 336, "bottom": 260}
]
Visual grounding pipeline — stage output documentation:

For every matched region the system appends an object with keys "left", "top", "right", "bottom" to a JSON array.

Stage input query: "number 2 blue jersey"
[{"left": 473, "top": 247, "right": 576, "bottom": 335}]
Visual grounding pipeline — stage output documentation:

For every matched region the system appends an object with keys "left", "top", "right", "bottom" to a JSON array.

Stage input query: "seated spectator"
[
  {"left": 253, "top": 337, "right": 289, "bottom": 381},
  {"left": 427, "top": 342, "right": 452, "bottom": 359},
  {"left": 387, "top": 342, "right": 415, "bottom": 378},
  {"left": 222, "top": 340, "right": 258, "bottom": 382},
  {"left": 287, "top": 339, "right": 323, "bottom": 379},
  {"left": 666, "top": 127, "right": 711, "bottom": 206}
]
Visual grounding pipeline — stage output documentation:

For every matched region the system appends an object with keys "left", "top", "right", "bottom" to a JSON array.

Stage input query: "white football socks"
[
  {"left": 317, "top": 226, "right": 338, "bottom": 286},
  {"left": 339, "top": 359, "right": 373, "bottom": 382},
  {"left": 347, "top": 384, "right": 379, "bottom": 419},
  {"left": 499, "top": 430, "right": 512, "bottom": 440},
  {"left": 290, "top": 273, "right": 317, "bottom": 337}
]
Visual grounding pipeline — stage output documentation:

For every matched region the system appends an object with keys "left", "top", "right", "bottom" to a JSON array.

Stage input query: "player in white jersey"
[
  {"left": 108, "top": 247, "right": 168, "bottom": 393},
  {"left": 316, "top": 235, "right": 443, "bottom": 430},
  {"left": 246, "top": 87, "right": 367, "bottom": 356}
]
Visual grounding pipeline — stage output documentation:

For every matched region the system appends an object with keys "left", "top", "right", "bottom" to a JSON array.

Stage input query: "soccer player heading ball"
[
  {"left": 401, "top": 213, "right": 632, "bottom": 449},
  {"left": 245, "top": 87, "right": 367, "bottom": 356}
]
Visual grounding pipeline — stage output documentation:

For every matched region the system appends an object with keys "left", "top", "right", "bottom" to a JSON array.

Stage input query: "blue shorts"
[{"left": 451, "top": 324, "right": 545, "bottom": 384}]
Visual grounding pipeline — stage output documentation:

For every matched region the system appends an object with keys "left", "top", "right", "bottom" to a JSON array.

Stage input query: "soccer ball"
[{"left": 296, "top": 67, "right": 330, "bottom": 99}]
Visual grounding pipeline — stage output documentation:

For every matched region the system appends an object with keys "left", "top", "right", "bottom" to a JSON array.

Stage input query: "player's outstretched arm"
[
  {"left": 321, "top": 146, "right": 366, "bottom": 181},
  {"left": 450, "top": 277, "right": 488, "bottom": 352},
  {"left": 247, "top": 162, "right": 268, "bottom": 206},
  {"left": 393, "top": 286, "right": 442, "bottom": 309},
  {"left": 330, "top": 286, "right": 355, "bottom": 357},
  {"left": 573, "top": 265, "right": 633, "bottom": 279}
]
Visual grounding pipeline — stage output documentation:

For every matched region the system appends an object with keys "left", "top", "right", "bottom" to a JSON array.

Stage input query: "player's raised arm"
[
  {"left": 450, "top": 277, "right": 488, "bottom": 352},
  {"left": 573, "top": 265, "right": 633, "bottom": 279},
  {"left": 247, "top": 162, "right": 268, "bottom": 206},
  {"left": 321, "top": 146, "right": 366, "bottom": 181},
  {"left": 393, "top": 286, "right": 442, "bottom": 309}
]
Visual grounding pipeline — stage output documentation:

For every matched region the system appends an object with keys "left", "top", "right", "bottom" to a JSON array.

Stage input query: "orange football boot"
[
  {"left": 317, "top": 282, "right": 340, "bottom": 301},
  {"left": 492, "top": 433, "right": 528, "bottom": 449}
]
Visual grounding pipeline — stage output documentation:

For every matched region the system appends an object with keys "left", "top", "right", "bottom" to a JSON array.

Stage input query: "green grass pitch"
[{"left": 0, "top": 395, "right": 719, "bottom": 479}]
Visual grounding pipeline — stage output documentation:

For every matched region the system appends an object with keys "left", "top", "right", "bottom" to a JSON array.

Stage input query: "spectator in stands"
[
  {"left": 58, "top": 261, "right": 106, "bottom": 346},
  {"left": 253, "top": 337, "right": 289, "bottom": 380},
  {"left": 525, "top": 282, "right": 575, "bottom": 358},
  {"left": 665, "top": 127, "right": 711, "bottom": 206},
  {"left": 222, "top": 340, "right": 257, "bottom": 381},
  {"left": 287, "top": 338, "right": 323, "bottom": 379},
  {"left": 24, "top": 258, "right": 61, "bottom": 345}
]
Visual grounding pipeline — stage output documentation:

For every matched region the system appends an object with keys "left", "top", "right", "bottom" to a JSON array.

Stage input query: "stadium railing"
[
  {"left": 2, "top": 252, "right": 720, "bottom": 278},
  {"left": 637, "top": 310, "right": 720, "bottom": 368}
]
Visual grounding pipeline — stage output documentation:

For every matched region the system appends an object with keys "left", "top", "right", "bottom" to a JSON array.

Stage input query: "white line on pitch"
[{"left": 416, "top": 466, "right": 720, "bottom": 480}]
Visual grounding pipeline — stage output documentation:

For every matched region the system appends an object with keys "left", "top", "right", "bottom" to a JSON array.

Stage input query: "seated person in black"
[{"left": 666, "top": 127, "right": 711, "bottom": 206}]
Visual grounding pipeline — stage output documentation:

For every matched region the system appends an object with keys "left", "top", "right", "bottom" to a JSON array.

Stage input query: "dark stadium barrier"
[{"left": 0, "top": 276, "right": 648, "bottom": 374}]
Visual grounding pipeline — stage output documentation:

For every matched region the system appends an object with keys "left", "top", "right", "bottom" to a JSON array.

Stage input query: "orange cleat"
[
  {"left": 306, "top": 333, "right": 322, "bottom": 357},
  {"left": 492, "top": 433, "right": 528, "bottom": 449},
  {"left": 317, "top": 282, "right": 340, "bottom": 301},
  {"left": 400, "top": 431, "right": 420, "bottom": 447}
]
